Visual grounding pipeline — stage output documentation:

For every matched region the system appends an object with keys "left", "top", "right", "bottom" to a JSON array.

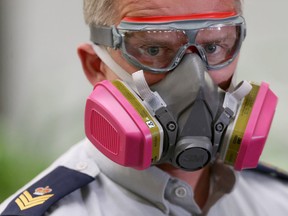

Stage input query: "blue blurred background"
[{"left": 0, "top": 0, "right": 287, "bottom": 202}]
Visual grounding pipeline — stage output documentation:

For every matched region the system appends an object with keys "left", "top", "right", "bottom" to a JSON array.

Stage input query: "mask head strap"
[{"left": 90, "top": 43, "right": 136, "bottom": 90}]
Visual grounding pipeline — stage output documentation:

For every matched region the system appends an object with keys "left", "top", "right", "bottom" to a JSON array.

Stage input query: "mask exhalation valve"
[{"left": 175, "top": 136, "right": 212, "bottom": 171}]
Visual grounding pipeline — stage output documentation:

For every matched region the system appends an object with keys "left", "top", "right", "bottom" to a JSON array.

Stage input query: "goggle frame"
[{"left": 90, "top": 15, "right": 246, "bottom": 73}]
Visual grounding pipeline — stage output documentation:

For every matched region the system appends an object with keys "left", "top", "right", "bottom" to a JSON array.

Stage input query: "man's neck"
[{"left": 157, "top": 163, "right": 211, "bottom": 209}]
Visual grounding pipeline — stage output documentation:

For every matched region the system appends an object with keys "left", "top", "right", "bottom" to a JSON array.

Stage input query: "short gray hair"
[{"left": 83, "top": 0, "right": 118, "bottom": 26}]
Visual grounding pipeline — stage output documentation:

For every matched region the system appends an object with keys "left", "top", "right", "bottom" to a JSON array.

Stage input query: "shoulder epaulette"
[
  {"left": 1, "top": 166, "right": 94, "bottom": 216},
  {"left": 251, "top": 162, "right": 288, "bottom": 182}
]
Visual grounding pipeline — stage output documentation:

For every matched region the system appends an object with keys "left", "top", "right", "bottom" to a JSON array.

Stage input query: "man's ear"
[{"left": 77, "top": 43, "right": 107, "bottom": 86}]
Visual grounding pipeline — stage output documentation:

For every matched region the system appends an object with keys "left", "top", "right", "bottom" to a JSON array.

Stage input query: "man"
[{"left": 1, "top": 0, "right": 288, "bottom": 215}]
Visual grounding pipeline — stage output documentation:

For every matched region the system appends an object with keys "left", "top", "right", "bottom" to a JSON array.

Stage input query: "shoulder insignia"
[
  {"left": 1, "top": 166, "right": 94, "bottom": 216},
  {"left": 251, "top": 162, "right": 288, "bottom": 182}
]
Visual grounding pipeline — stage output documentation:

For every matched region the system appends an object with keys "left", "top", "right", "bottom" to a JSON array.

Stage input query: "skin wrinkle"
[
  {"left": 119, "top": 0, "right": 169, "bottom": 21},
  {"left": 119, "top": 0, "right": 240, "bottom": 21}
]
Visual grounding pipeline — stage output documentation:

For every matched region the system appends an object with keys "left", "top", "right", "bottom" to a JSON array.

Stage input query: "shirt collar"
[
  {"left": 84, "top": 140, "right": 236, "bottom": 214},
  {"left": 85, "top": 140, "right": 171, "bottom": 212}
]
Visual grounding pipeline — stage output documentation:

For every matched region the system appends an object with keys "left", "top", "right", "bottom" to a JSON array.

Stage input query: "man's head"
[
  {"left": 80, "top": 1, "right": 278, "bottom": 172},
  {"left": 78, "top": 0, "right": 243, "bottom": 89}
]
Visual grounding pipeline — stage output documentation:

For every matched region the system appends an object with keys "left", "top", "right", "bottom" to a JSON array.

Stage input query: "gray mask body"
[{"left": 148, "top": 54, "right": 221, "bottom": 171}]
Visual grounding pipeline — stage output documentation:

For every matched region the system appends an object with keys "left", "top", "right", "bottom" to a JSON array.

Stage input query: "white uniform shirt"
[{"left": 1, "top": 139, "right": 288, "bottom": 216}]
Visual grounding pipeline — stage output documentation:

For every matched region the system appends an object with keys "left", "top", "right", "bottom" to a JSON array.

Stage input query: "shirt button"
[
  {"left": 175, "top": 186, "right": 187, "bottom": 198},
  {"left": 76, "top": 161, "right": 88, "bottom": 171}
]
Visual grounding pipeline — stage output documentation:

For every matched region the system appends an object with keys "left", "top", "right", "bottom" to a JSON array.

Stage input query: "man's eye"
[
  {"left": 203, "top": 43, "right": 218, "bottom": 54},
  {"left": 146, "top": 46, "right": 160, "bottom": 56}
]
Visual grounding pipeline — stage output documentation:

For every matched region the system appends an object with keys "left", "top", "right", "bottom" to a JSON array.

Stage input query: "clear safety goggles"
[{"left": 90, "top": 12, "right": 246, "bottom": 73}]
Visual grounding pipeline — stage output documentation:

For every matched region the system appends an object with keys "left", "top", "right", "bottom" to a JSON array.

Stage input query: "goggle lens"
[
  {"left": 122, "top": 24, "right": 242, "bottom": 72},
  {"left": 196, "top": 25, "right": 241, "bottom": 67},
  {"left": 124, "top": 30, "right": 188, "bottom": 69}
]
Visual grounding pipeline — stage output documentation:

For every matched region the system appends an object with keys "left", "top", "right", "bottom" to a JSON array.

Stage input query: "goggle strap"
[
  {"left": 122, "top": 11, "right": 238, "bottom": 23},
  {"left": 90, "top": 25, "right": 114, "bottom": 47}
]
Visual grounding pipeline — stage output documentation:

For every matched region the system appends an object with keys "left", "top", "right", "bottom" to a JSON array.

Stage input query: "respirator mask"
[{"left": 85, "top": 12, "right": 278, "bottom": 171}]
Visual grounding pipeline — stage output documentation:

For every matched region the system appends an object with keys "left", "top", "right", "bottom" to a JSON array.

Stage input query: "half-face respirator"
[{"left": 85, "top": 13, "right": 278, "bottom": 171}]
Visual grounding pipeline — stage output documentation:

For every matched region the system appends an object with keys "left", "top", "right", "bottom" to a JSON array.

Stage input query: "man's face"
[{"left": 84, "top": 0, "right": 242, "bottom": 89}]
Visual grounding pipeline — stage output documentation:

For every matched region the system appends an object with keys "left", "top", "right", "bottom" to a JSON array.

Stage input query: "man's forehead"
[
  {"left": 193, "top": 0, "right": 241, "bottom": 13},
  {"left": 121, "top": 0, "right": 241, "bottom": 18}
]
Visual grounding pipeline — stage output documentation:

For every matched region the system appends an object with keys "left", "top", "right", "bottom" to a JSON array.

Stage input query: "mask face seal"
[{"left": 85, "top": 48, "right": 278, "bottom": 171}]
